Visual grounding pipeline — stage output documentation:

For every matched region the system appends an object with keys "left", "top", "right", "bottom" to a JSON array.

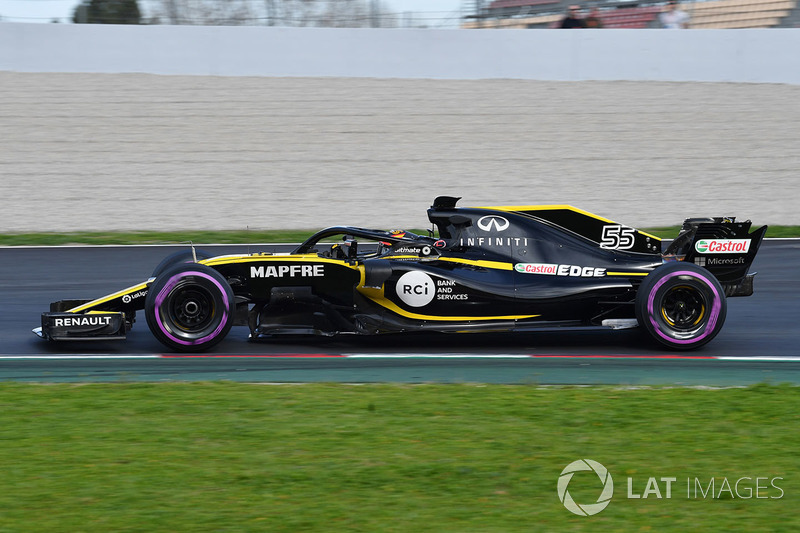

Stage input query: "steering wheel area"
[{"left": 329, "top": 241, "right": 355, "bottom": 260}]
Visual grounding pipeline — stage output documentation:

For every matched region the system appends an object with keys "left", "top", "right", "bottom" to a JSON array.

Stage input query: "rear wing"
[{"left": 664, "top": 217, "right": 767, "bottom": 296}]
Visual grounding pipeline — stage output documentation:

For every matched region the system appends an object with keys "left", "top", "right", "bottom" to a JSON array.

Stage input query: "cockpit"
[{"left": 292, "top": 226, "right": 440, "bottom": 262}]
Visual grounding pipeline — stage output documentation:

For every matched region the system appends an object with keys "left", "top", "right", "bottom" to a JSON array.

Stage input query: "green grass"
[
  {"left": 0, "top": 383, "right": 796, "bottom": 532},
  {"left": 0, "top": 225, "right": 797, "bottom": 246}
]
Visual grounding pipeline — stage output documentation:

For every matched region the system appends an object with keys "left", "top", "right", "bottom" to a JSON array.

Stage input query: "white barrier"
[{"left": 2, "top": 22, "right": 800, "bottom": 84}]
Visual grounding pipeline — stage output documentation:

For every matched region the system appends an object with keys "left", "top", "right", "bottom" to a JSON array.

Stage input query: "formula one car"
[{"left": 35, "top": 197, "right": 767, "bottom": 352}]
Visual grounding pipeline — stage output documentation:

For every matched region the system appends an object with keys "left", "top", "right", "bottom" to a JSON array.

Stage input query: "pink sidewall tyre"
[
  {"left": 145, "top": 263, "right": 234, "bottom": 352},
  {"left": 635, "top": 262, "right": 727, "bottom": 350}
]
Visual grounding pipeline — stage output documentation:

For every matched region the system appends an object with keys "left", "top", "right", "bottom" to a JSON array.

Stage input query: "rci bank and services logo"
[{"left": 557, "top": 459, "right": 614, "bottom": 516}]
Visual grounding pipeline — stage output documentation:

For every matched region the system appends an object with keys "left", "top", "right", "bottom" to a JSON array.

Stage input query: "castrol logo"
[
  {"left": 515, "top": 263, "right": 606, "bottom": 277},
  {"left": 695, "top": 239, "right": 751, "bottom": 254}
]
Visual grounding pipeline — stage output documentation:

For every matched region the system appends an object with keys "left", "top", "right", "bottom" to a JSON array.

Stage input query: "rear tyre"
[
  {"left": 145, "top": 263, "right": 234, "bottom": 352},
  {"left": 635, "top": 262, "right": 727, "bottom": 350},
  {"left": 151, "top": 249, "right": 212, "bottom": 278}
]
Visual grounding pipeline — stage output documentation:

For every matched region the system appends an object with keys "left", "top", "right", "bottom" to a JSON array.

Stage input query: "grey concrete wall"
[
  {"left": 1, "top": 23, "right": 800, "bottom": 84},
  {"left": 1, "top": 72, "right": 798, "bottom": 233}
]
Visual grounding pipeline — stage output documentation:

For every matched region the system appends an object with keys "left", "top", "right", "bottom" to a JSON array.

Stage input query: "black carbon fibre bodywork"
[{"left": 36, "top": 198, "right": 767, "bottom": 350}]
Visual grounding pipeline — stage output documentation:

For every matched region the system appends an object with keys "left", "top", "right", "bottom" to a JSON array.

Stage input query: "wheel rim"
[
  {"left": 167, "top": 286, "right": 215, "bottom": 333},
  {"left": 660, "top": 285, "right": 706, "bottom": 330},
  {"left": 646, "top": 270, "right": 722, "bottom": 345},
  {"left": 153, "top": 271, "right": 230, "bottom": 346}
]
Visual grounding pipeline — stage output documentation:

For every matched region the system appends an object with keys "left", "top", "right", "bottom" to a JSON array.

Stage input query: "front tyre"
[
  {"left": 635, "top": 262, "right": 727, "bottom": 350},
  {"left": 145, "top": 263, "right": 234, "bottom": 352},
  {"left": 151, "top": 249, "right": 212, "bottom": 278}
]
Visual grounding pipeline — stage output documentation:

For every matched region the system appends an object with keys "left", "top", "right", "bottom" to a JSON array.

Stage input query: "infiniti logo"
[{"left": 477, "top": 215, "right": 509, "bottom": 232}]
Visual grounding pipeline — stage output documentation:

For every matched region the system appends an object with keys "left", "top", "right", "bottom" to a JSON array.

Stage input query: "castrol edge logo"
[
  {"left": 515, "top": 263, "right": 606, "bottom": 277},
  {"left": 694, "top": 239, "right": 751, "bottom": 254}
]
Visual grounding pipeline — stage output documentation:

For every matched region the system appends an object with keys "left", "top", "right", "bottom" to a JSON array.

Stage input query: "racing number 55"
[{"left": 600, "top": 225, "right": 636, "bottom": 250}]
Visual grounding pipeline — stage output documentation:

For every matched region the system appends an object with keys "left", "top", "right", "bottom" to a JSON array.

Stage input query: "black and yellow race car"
[{"left": 35, "top": 197, "right": 766, "bottom": 352}]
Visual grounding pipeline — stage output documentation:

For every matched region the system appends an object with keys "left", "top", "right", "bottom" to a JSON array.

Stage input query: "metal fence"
[{"left": 1, "top": 0, "right": 797, "bottom": 28}]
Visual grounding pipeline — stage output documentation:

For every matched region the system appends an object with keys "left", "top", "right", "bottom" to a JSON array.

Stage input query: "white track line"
[
  {"left": 1, "top": 354, "right": 799, "bottom": 361},
  {"left": 715, "top": 356, "right": 800, "bottom": 362},
  {"left": 344, "top": 354, "right": 800, "bottom": 361},
  {"left": 345, "top": 354, "right": 535, "bottom": 359}
]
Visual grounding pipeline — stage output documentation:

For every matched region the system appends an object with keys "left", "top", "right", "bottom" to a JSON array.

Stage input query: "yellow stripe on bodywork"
[
  {"left": 355, "top": 255, "right": 514, "bottom": 271},
  {"left": 365, "top": 296, "right": 538, "bottom": 322},
  {"left": 210, "top": 253, "right": 515, "bottom": 273},
  {"left": 632, "top": 230, "right": 661, "bottom": 241},
  {"left": 606, "top": 272, "right": 650, "bottom": 277},
  {"left": 474, "top": 204, "right": 662, "bottom": 242},
  {"left": 357, "top": 286, "right": 537, "bottom": 322},
  {"left": 67, "top": 282, "right": 149, "bottom": 313},
  {"left": 478, "top": 204, "right": 617, "bottom": 223},
  {"left": 212, "top": 252, "right": 516, "bottom": 274},
  {"left": 201, "top": 254, "right": 360, "bottom": 269},
  {"left": 204, "top": 254, "right": 368, "bottom": 289},
  {"left": 437, "top": 257, "right": 514, "bottom": 270}
]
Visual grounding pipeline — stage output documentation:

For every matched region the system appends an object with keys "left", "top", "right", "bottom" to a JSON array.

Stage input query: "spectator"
[
  {"left": 584, "top": 7, "right": 604, "bottom": 28},
  {"left": 560, "top": 5, "right": 587, "bottom": 28},
  {"left": 659, "top": 0, "right": 690, "bottom": 28}
]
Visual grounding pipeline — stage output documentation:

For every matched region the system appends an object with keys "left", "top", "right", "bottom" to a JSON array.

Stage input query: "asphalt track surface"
[{"left": 0, "top": 240, "right": 797, "bottom": 385}]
